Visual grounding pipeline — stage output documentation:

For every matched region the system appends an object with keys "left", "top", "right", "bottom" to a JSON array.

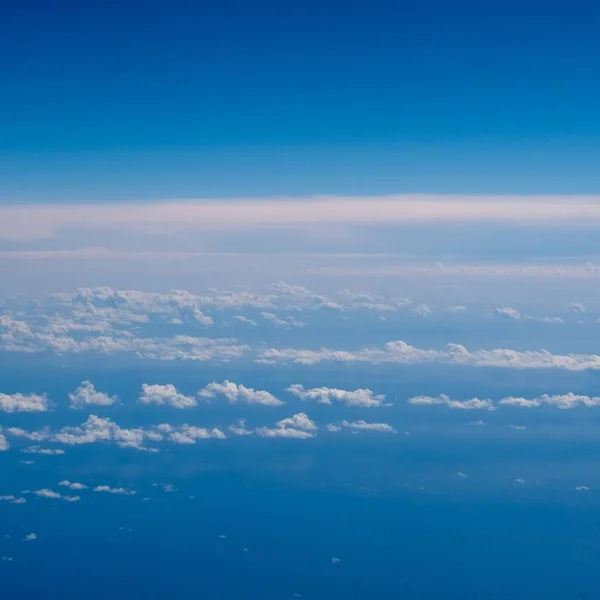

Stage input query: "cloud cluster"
[
  {"left": 286, "top": 384, "right": 387, "bottom": 407},
  {"left": 33, "top": 488, "right": 80, "bottom": 502},
  {"left": 259, "top": 340, "right": 600, "bottom": 371},
  {"left": 0, "top": 392, "right": 49, "bottom": 413},
  {"left": 410, "top": 392, "right": 600, "bottom": 410}
]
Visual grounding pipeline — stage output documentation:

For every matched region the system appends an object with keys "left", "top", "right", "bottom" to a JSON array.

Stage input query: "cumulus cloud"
[
  {"left": 59, "top": 480, "right": 88, "bottom": 490},
  {"left": 33, "top": 489, "right": 62, "bottom": 499},
  {"left": 411, "top": 392, "right": 600, "bottom": 411},
  {"left": 340, "top": 420, "right": 397, "bottom": 433},
  {"left": 23, "top": 533, "right": 37, "bottom": 541},
  {"left": 0, "top": 392, "right": 49, "bottom": 413},
  {"left": 158, "top": 424, "right": 226, "bottom": 444},
  {"left": 409, "top": 394, "right": 496, "bottom": 411},
  {"left": 69, "top": 381, "right": 117, "bottom": 409},
  {"left": 0, "top": 433, "right": 9, "bottom": 451},
  {"left": 228, "top": 419, "right": 253, "bottom": 436},
  {"left": 139, "top": 384, "right": 197, "bottom": 409},
  {"left": 256, "top": 412, "right": 317, "bottom": 439},
  {"left": 259, "top": 340, "right": 600, "bottom": 371},
  {"left": 412, "top": 304, "right": 432, "bottom": 317},
  {"left": 286, "top": 384, "right": 387, "bottom": 407},
  {"left": 199, "top": 380, "right": 283, "bottom": 406},
  {"left": 93, "top": 485, "right": 136, "bottom": 496},
  {"left": 0, "top": 495, "right": 26, "bottom": 504},
  {"left": 447, "top": 305, "right": 467, "bottom": 313},
  {"left": 494, "top": 307, "right": 521, "bottom": 320},
  {"left": 233, "top": 316, "right": 257, "bottom": 326},
  {"left": 575, "top": 485, "right": 590, "bottom": 492}
]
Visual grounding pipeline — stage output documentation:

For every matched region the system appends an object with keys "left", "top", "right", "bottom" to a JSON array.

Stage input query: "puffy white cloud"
[
  {"left": 33, "top": 489, "right": 62, "bottom": 499},
  {"left": 228, "top": 419, "right": 253, "bottom": 436},
  {"left": 256, "top": 426, "right": 315, "bottom": 439},
  {"left": 6, "top": 427, "right": 50, "bottom": 441},
  {"left": 0, "top": 433, "right": 9, "bottom": 451},
  {"left": 199, "top": 380, "right": 283, "bottom": 406},
  {"left": 0, "top": 392, "right": 48, "bottom": 413},
  {"left": 259, "top": 340, "right": 600, "bottom": 371},
  {"left": 59, "top": 480, "right": 88, "bottom": 490},
  {"left": 494, "top": 307, "right": 521, "bottom": 320},
  {"left": 69, "top": 381, "right": 117, "bottom": 409},
  {"left": 286, "top": 384, "right": 386, "bottom": 407},
  {"left": 326, "top": 424, "right": 342, "bottom": 432},
  {"left": 93, "top": 485, "right": 136, "bottom": 496},
  {"left": 139, "top": 384, "right": 197, "bottom": 409},
  {"left": 275, "top": 413, "right": 317, "bottom": 431},
  {"left": 23, "top": 533, "right": 37, "bottom": 541},
  {"left": 340, "top": 420, "right": 397, "bottom": 433},
  {"left": 409, "top": 394, "right": 496, "bottom": 411},
  {"left": 256, "top": 412, "right": 317, "bottom": 439},
  {"left": 575, "top": 485, "right": 590, "bottom": 492},
  {"left": 162, "top": 425, "right": 226, "bottom": 444}
]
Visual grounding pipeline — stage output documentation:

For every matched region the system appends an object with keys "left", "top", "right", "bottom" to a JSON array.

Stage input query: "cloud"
[
  {"left": 69, "top": 381, "right": 117, "bottom": 409},
  {"left": 33, "top": 489, "right": 62, "bottom": 499},
  {"left": 233, "top": 316, "right": 257, "bottom": 326},
  {"left": 409, "top": 394, "right": 496, "bottom": 411},
  {"left": 0, "top": 433, "right": 9, "bottom": 451},
  {"left": 199, "top": 380, "right": 283, "bottom": 406},
  {"left": 494, "top": 307, "right": 521, "bottom": 321},
  {"left": 59, "top": 480, "right": 88, "bottom": 490},
  {"left": 23, "top": 533, "right": 37, "bottom": 541},
  {"left": 340, "top": 420, "right": 397, "bottom": 433},
  {"left": 260, "top": 312, "right": 305, "bottom": 328},
  {"left": 6, "top": 427, "right": 50, "bottom": 441},
  {"left": 326, "top": 424, "right": 342, "bottom": 432},
  {"left": 22, "top": 446, "right": 65, "bottom": 455},
  {"left": 259, "top": 340, "right": 600, "bottom": 371},
  {"left": 287, "top": 384, "right": 387, "bottom": 407},
  {"left": 158, "top": 424, "right": 226, "bottom": 444},
  {"left": 93, "top": 485, "right": 136, "bottom": 496},
  {"left": 0, "top": 495, "right": 27, "bottom": 504},
  {"left": 0, "top": 392, "right": 48, "bottom": 413},
  {"left": 139, "top": 384, "right": 197, "bottom": 409},
  {"left": 412, "top": 304, "right": 432, "bottom": 317},
  {"left": 508, "top": 425, "right": 527, "bottom": 430},
  {"left": 256, "top": 412, "right": 317, "bottom": 439},
  {"left": 228, "top": 419, "right": 253, "bottom": 436},
  {"left": 411, "top": 392, "right": 600, "bottom": 411},
  {"left": 575, "top": 485, "right": 590, "bottom": 492},
  {"left": 447, "top": 305, "right": 467, "bottom": 313},
  {"left": 569, "top": 302, "right": 586, "bottom": 313}
]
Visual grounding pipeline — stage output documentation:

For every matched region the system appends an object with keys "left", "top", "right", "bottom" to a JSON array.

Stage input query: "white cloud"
[
  {"left": 69, "top": 381, "right": 117, "bottom": 409},
  {"left": 275, "top": 413, "right": 317, "bottom": 431},
  {"left": 228, "top": 419, "right": 253, "bottom": 436},
  {"left": 326, "top": 424, "right": 342, "bottom": 432},
  {"left": 447, "top": 305, "right": 467, "bottom": 313},
  {"left": 22, "top": 446, "right": 65, "bottom": 455},
  {"left": 59, "top": 480, "right": 88, "bottom": 490},
  {"left": 23, "top": 533, "right": 36, "bottom": 541},
  {"left": 340, "top": 420, "right": 397, "bottom": 433},
  {"left": 494, "top": 307, "right": 521, "bottom": 320},
  {"left": 259, "top": 340, "right": 600, "bottom": 371},
  {"left": 286, "top": 384, "right": 387, "bottom": 407},
  {"left": 0, "top": 392, "right": 48, "bottom": 413},
  {"left": 412, "top": 304, "right": 432, "bottom": 317},
  {"left": 509, "top": 425, "right": 527, "bottom": 430},
  {"left": 255, "top": 426, "right": 315, "bottom": 439},
  {"left": 575, "top": 485, "right": 590, "bottom": 492},
  {"left": 163, "top": 425, "right": 226, "bottom": 444},
  {"left": 6, "top": 427, "right": 50, "bottom": 441},
  {"left": 199, "top": 380, "right": 283, "bottom": 406},
  {"left": 260, "top": 312, "right": 305, "bottom": 328},
  {"left": 233, "top": 315, "right": 257, "bottom": 326},
  {"left": 569, "top": 302, "right": 586, "bottom": 313},
  {"left": 0, "top": 495, "right": 27, "bottom": 504},
  {"left": 409, "top": 394, "right": 496, "bottom": 411},
  {"left": 93, "top": 485, "right": 136, "bottom": 496},
  {"left": 139, "top": 384, "right": 197, "bottom": 409},
  {"left": 0, "top": 433, "right": 9, "bottom": 451},
  {"left": 33, "top": 489, "right": 62, "bottom": 499}
]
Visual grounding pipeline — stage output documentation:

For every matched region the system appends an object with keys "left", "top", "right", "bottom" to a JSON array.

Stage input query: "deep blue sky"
[{"left": 2, "top": 0, "right": 600, "bottom": 199}]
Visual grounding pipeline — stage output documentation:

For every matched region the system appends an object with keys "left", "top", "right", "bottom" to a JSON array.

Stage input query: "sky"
[{"left": 3, "top": 1, "right": 600, "bottom": 599}]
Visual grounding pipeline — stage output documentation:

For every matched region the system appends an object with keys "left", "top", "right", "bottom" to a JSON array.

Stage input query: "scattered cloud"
[
  {"left": 59, "top": 480, "right": 88, "bottom": 490},
  {"left": 22, "top": 446, "right": 65, "bottom": 455},
  {"left": 494, "top": 307, "right": 521, "bottom": 321},
  {"left": 33, "top": 489, "right": 62, "bottom": 499},
  {"left": 23, "top": 533, "right": 37, "bottom": 541},
  {"left": 409, "top": 394, "right": 495, "bottom": 411}
]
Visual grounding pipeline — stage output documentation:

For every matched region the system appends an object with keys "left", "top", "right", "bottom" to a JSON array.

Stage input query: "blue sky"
[
  {"left": 4, "top": 2, "right": 600, "bottom": 598},
  {"left": 2, "top": 0, "right": 600, "bottom": 200}
]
